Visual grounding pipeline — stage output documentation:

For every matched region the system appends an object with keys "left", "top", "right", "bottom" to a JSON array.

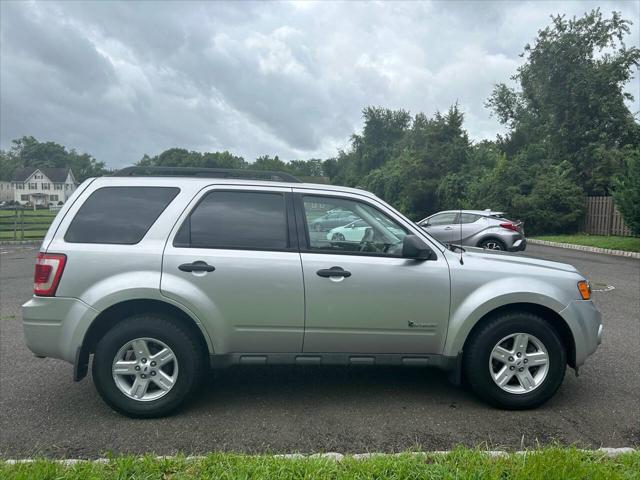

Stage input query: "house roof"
[{"left": 12, "top": 167, "right": 72, "bottom": 183}]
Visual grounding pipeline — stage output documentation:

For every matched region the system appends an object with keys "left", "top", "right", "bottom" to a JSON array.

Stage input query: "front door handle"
[
  {"left": 316, "top": 266, "right": 351, "bottom": 278},
  {"left": 444, "top": 226, "right": 453, "bottom": 230},
  {"left": 178, "top": 261, "right": 216, "bottom": 273}
]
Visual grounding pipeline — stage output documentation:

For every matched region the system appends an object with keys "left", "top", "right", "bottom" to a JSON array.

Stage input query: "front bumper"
[
  {"left": 22, "top": 296, "right": 98, "bottom": 364},
  {"left": 559, "top": 299, "right": 603, "bottom": 368}
]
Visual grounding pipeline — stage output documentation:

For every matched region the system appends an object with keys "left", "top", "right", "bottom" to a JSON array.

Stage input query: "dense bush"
[{"left": 612, "top": 149, "right": 640, "bottom": 235}]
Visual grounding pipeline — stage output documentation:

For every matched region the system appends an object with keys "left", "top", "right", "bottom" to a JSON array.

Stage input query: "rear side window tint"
[
  {"left": 65, "top": 187, "right": 180, "bottom": 244},
  {"left": 174, "top": 191, "right": 288, "bottom": 250}
]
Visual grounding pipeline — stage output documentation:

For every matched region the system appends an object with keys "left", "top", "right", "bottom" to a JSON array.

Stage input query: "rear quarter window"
[
  {"left": 459, "top": 213, "right": 481, "bottom": 223},
  {"left": 64, "top": 186, "right": 180, "bottom": 244}
]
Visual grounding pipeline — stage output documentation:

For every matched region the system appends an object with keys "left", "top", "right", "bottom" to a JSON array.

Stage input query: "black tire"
[
  {"left": 479, "top": 238, "right": 506, "bottom": 251},
  {"left": 463, "top": 311, "right": 566, "bottom": 410},
  {"left": 92, "top": 313, "right": 205, "bottom": 418}
]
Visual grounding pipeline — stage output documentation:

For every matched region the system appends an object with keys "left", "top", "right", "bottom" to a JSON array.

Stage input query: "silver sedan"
[{"left": 418, "top": 210, "right": 527, "bottom": 251}]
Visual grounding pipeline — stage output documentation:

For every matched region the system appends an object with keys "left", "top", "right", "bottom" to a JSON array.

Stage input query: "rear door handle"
[
  {"left": 444, "top": 226, "right": 453, "bottom": 230},
  {"left": 316, "top": 266, "right": 351, "bottom": 278},
  {"left": 178, "top": 261, "right": 216, "bottom": 272}
]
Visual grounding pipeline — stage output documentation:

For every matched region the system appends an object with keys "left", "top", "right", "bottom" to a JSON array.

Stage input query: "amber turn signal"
[{"left": 578, "top": 281, "right": 591, "bottom": 300}]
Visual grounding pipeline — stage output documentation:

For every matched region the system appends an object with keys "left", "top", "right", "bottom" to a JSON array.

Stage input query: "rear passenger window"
[
  {"left": 65, "top": 187, "right": 179, "bottom": 244},
  {"left": 174, "top": 191, "right": 288, "bottom": 250}
]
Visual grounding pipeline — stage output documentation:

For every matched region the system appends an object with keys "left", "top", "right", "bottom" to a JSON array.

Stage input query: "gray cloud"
[{"left": 1, "top": 0, "right": 638, "bottom": 168}]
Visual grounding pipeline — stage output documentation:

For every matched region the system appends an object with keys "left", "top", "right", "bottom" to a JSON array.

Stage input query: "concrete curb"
[
  {"left": 529, "top": 239, "right": 640, "bottom": 259},
  {"left": 3, "top": 448, "right": 636, "bottom": 464}
]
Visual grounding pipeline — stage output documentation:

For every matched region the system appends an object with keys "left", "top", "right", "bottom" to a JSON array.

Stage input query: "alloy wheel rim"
[
  {"left": 112, "top": 337, "right": 179, "bottom": 402},
  {"left": 484, "top": 241, "right": 502, "bottom": 250},
  {"left": 489, "top": 332, "right": 549, "bottom": 394}
]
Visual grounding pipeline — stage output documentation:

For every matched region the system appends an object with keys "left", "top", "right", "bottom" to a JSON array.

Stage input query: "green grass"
[
  {"left": 0, "top": 230, "right": 48, "bottom": 240},
  {"left": 1, "top": 448, "right": 639, "bottom": 480},
  {"left": 533, "top": 234, "right": 640, "bottom": 252}
]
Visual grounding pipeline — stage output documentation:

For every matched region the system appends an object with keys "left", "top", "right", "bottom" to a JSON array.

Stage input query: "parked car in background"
[
  {"left": 418, "top": 210, "right": 526, "bottom": 251},
  {"left": 327, "top": 218, "right": 405, "bottom": 242},
  {"left": 310, "top": 209, "right": 358, "bottom": 231},
  {"left": 23, "top": 168, "right": 601, "bottom": 417}
]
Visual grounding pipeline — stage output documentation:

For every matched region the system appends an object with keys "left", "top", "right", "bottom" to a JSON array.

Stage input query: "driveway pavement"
[{"left": 0, "top": 244, "right": 638, "bottom": 458}]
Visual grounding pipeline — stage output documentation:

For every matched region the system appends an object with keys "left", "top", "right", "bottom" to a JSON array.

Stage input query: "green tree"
[
  {"left": 0, "top": 149, "right": 21, "bottom": 181},
  {"left": 514, "top": 166, "right": 586, "bottom": 234},
  {"left": 138, "top": 148, "right": 246, "bottom": 170},
  {"left": 4, "top": 136, "right": 107, "bottom": 182},
  {"left": 612, "top": 148, "right": 640, "bottom": 234},
  {"left": 287, "top": 159, "right": 324, "bottom": 177},
  {"left": 487, "top": 9, "right": 640, "bottom": 194},
  {"left": 252, "top": 155, "right": 288, "bottom": 172},
  {"left": 355, "top": 105, "right": 477, "bottom": 218}
]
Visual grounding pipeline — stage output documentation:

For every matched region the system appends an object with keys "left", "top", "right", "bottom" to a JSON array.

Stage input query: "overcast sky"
[{"left": 1, "top": 1, "right": 638, "bottom": 168}]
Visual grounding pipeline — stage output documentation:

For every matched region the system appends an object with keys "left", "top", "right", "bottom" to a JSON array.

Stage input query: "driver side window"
[{"left": 302, "top": 195, "right": 407, "bottom": 256}]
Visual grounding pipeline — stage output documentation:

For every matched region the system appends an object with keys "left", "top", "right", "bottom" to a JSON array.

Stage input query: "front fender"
[{"left": 443, "top": 276, "right": 567, "bottom": 357}]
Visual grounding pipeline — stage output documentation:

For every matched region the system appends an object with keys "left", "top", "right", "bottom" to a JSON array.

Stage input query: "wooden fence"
[
  {"left": 0, "top": 208, "right": 56, "bottom": 241},
  {"left": 584, "top": 196, "right": 633, "bottom": 236}
]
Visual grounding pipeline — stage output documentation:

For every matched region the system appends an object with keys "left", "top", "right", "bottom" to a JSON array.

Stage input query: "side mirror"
[{"left": 402, "top": 235, "right": 436, "bottom": 260}]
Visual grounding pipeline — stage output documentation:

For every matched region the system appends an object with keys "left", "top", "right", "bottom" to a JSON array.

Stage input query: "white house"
[{"left": 11, "top": 167, "right": 78, "bottom": 206}]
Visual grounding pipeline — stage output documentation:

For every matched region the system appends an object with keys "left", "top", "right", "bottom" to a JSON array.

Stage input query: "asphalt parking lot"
[{"left": 0, "top": 244, "right": 638, "bottom": 458}]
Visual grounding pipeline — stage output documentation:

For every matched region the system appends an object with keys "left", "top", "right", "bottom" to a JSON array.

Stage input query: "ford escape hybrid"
[{"left": 23, "top": 167, "right": 603, "bottom": 417}]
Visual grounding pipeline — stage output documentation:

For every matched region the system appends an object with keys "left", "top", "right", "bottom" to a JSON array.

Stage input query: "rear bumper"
[
  {"left": 509, "top": 237, "right": 527, "bottom": 252},
  {"left": 22, "top": 296, "right": 98, "bottom": 363},
  {"left": 559, "top": 299, "right": 603, "bottom": 368}
]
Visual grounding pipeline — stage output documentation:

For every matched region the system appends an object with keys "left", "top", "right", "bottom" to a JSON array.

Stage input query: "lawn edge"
[
  {"left": 529, "top": 239, "right": 640, "bottom": 258},
  {"left": 2, "top": 447, "right": 637, "bottom": 464}
]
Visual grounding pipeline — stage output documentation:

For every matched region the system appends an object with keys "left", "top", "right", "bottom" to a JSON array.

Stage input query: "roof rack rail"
[{"left": 112, "top": 166, "right": 302, "bottom": 183}]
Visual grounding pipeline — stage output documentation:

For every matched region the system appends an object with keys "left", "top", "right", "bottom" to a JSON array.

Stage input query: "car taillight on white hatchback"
[{"left": 33, "top": 253, "right": 66, "bottom": 296}]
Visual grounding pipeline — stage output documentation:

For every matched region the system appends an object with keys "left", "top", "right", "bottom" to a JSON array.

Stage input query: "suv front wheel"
[
  {"left": 463, "top": 311, "right": 566, "bottom": 409},
  {"left": 92, "top": 313, "right": 204, "bottom": 418}
]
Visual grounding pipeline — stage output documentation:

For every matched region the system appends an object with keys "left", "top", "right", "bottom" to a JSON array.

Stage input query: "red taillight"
[
  {"left": 33, "top": 253, "right": 66, "bottom": 296},
  {"left": 499, "top": 222, "right": 519, "bottom": 232}
]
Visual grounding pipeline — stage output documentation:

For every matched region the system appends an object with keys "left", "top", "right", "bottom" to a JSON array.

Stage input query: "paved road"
[{"left": 1, "top": 244, "right": 638, "bottom": 458}]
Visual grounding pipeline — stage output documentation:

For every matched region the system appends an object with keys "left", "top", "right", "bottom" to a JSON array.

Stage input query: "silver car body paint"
[{"left": 22, "top": 177, "right": 601, "bottom": 374}]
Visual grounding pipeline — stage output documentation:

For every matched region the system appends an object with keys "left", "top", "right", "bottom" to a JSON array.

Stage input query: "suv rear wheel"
[
  {"left": 463, "top": 311, "right": 566, "bottom": 409},
  {"left": 92, "top": 313, "right": 204, "bottom": 418}
]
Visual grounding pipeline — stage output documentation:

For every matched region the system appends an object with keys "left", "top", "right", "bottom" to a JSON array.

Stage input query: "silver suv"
[
  {"left": 418, "top": 210, "right": 526, "bottom": 251},
  {"left": 22, "top": 168, "right": 602, "bottom": 417}
]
